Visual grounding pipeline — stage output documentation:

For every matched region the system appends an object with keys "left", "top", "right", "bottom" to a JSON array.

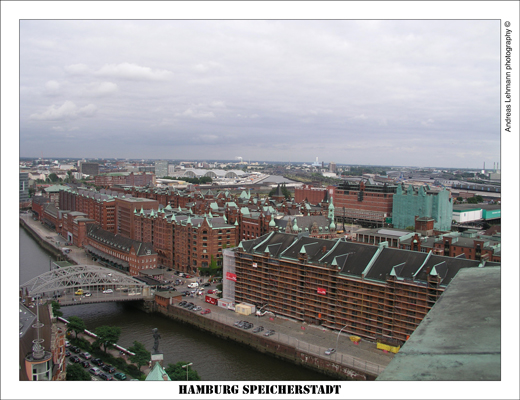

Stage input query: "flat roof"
[{"left": 377, "top": 267, "right": 500, "bottom": 381}]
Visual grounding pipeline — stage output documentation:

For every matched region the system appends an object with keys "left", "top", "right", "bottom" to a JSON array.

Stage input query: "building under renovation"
[
  {"left": 224, "top": 232, "right": 498, "bottom": 345},
  {"left": 391, "top": 184, "right": 453, "bottom": 231}
]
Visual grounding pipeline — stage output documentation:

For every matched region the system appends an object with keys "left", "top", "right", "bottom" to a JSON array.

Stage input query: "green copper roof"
[{"left": 145, "top": 362, "right": 171, "bottom": 381}]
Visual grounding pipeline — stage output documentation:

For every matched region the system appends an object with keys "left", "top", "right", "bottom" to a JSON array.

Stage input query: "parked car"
[
  {"left": 91, "top": 358, "right": 104, "bottom": 366},
  {"left": 252, "top": 326, "right": 264, "bottom": 333},
  {"left": 103, "top": 365, "right": 116, "bottom": 373},
  {"left": 102, "top": 289, "right": 113, "bottom": 294},
  {"left": 207, "top": 289, "right": 217, "bottom": 294},
  {"left": 80, "top": 361, "right": 91, "bottom": 368},
  {"left": 79, "top": 352, "right": 92, "bottom": 360},
  {"left": 113, "top": 372, "right": 127, "bottom": 381},
  {"left": 234, "top": 320, "right": 243, "bottom": 326},
  {"left": 70, "top": 346, "right": 81, "bottom": 353},
  {"left": 89, "top": 367, "right": 101, "bottom": 376},
  {"left": 65, "top": 341, "right": 70, "bottom": 348},
  {"left": 192, "top": 306, "right": 202, "bottom": 311},
  {"left": 201, "top": 309, "right": 211, "bottom": 315},
  {"left": 187, "top": 282, "right": 199, "bottom": 288},
  {"left": 186, "top": 303, "right": 195, "bottom": 310},
  {"left": 65, "top": 350, "right": 71, "bottom": 357},
  {"left": 325, "top": 348, "right": 336, "bottom": 355},
  {"left": 264, "top": 330, "right": 275, "bottom": 337},
  {"left": 99, "top": 372, "right": 113, "bottom": 381},
  {"left": 178, "top": 301, "right": 187, "bottom": 307},
  {"left": 203, "top": 282, "right": 211, "bottom": 287},
  {"left": 69, "top": 355, "right": 81, "bottom": 363}
]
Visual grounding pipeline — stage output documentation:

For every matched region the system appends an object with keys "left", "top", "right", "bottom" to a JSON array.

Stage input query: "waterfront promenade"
[{"left": 20, "top": 212, "right": 395, "bottom": 379}]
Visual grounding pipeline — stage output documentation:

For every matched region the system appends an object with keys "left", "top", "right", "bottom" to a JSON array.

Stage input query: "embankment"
[
  {"left": 19, "top": 218, "right": 76, "bottom": 264},
  {"left": 134, "top": 301, "right": 374, "bottom": 381}
]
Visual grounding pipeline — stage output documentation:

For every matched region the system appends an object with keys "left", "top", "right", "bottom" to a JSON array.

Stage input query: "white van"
[{"left": 187, "top": 282, "right": 199, "bottom": 289}]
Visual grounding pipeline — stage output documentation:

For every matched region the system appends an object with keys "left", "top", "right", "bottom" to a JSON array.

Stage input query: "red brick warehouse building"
[
  {"left": 228, "top": 232, "right": 500, "bottom": 344},
  {"left": 94, "top": 172, "right": 156, "bottom": 189},
  {"left": 59, "top": 187, "right": 116, "bottom": 233},
  {"left": 328, "top": 181, "right": 398, "bottom": 227},
  {"left": 85, "top": 224, "right": 157, "bottom": 275},
  {"left": 133, "top": 206, "right": 239, "bottom": 274}
]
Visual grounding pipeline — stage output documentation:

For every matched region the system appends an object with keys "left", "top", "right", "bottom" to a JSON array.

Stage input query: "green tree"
[
  {"left": 66, "top": 363, "right": 92, "bottom": 381},
  {"left": 165, "top": 361, "right": 201, "bottom": 381},
  {"left": 51, "top": 301, "right": 63, "bottom": 319},
  {"left": 467, "top": 197, "right": 478, "bottom": 204},
  {"left": 405, "top": 226, "right": 415, "bottom": 231},
  {"left": 456, "top": 197, "right": 463, "bottom": 202},
  {"left": 48, "top": 173, "right": 59, "bottom": 183},
  {"left": 128, "top": 341, "right": 151, "bottom": 372},
  {"left": 94, "top": 325, "right": 121, "bottom": 353},
  {"left": 67, "top": 316, "right": 86, "bottom": 338}
]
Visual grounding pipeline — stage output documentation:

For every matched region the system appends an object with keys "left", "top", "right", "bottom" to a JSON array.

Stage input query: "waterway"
[{"left": 19, "top": 226, "right": 330, "bottom": 381}]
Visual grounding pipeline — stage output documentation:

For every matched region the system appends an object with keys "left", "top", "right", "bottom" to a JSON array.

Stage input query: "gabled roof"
[{"left": 235, "top": 232, "right": 498, "bottom": 286}]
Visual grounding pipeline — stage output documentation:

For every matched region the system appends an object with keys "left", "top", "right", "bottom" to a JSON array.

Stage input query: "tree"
[
  {"left": 94, "top": 325, "right": 121, "bottom": 353},
  {"left": 66, "top": 363, "right": 92, "bottom": 381},
  {"left": 128, "top": 341, "right": 151, "bottom": 372},
  {"left": 48, "top": 173, "right": 59, "bottom": 183},
  {"left": 51, "top": 301, "right": 63, "bottom": 319},
  {"left": 67, "top": 316, "right": 86, "bottom": 338},
  {"left": 165, "top": 361, "right": 201, "bottom": 381},
  {"left": 405, "top": 226, "right": 415, "bottom": 231},
  {"left": 456, "top": 197, "right": 463, "bottom": 202}
]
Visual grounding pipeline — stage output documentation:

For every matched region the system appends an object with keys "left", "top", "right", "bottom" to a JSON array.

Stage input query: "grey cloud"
[
  {"left": 19, "top": 19, "right": 500, "bottom": 167},
  {"left": 29, "top": 101, "right": 97, "bottom": 121},
  {"left": 95, "top": 63, "right": 172, "bottom": 81}
]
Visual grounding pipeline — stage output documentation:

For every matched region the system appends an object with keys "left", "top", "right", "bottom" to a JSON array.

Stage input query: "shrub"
[{"left": 70, "top": 337, "right": 91, "bottom": 352}]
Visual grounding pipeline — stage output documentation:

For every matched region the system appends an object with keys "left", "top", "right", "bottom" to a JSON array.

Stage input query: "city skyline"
[{"left": 18, "top": 19, "right": 501, "bottom": 169}]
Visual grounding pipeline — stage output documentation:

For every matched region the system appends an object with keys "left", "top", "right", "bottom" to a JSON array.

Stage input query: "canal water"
[{"left": 19, "top": 226, "right": 331, "bottom": 381}]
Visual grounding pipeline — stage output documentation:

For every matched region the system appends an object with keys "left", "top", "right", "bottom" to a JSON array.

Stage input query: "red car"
[
  {"left": 207, "top": 289, "right": 216, "bottom": 294},
  {"left": 201, "top": 309, "right": 211, "bottom": 315}
]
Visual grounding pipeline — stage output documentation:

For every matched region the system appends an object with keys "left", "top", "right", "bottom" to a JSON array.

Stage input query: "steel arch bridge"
[{"left": 20, "top": 265, "right": 152, "bottom": 306}]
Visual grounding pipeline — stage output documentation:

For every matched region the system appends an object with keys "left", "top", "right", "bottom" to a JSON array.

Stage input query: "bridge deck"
[{"left": 49, "top": 292, "right": 154, "bottom": 306}]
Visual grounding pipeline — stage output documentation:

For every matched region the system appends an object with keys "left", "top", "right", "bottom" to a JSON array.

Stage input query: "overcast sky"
[{"left": 20, "top": 19, "right": 500, "bottom": 168}]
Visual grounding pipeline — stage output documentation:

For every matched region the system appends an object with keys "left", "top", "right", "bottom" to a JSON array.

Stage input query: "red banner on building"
[
  {"left": 252, "top": 262, "right": 257, "bottom": 268},
  {"left": 317, "top": 287, "right": 327, "bottom": 295},
  {"left": 226, "top": 272, "right": 237, "bottom": 282}
]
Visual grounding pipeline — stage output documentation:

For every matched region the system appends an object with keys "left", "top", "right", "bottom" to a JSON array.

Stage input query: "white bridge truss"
[{"left": 21, "top": 265, "right": 147, "bottom": 296}]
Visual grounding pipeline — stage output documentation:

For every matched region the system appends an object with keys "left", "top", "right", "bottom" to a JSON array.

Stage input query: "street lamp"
[
  {"left": 335, "top": 324, "right": 348, "bottom": 351},
  {"left": 182, "top": 362, "right": 193, "bottom": 381}
]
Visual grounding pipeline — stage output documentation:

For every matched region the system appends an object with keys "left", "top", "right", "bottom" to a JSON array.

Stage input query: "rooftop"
[{"left": 377, "top": 267, "right": 500, "bottom": 381}]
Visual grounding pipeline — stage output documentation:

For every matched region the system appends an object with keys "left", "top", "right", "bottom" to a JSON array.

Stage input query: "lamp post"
[
  {"left": 335, "top": 324, "right": 348, "bottom": 351},
  {"left": 182, "top": 363, "right": 193, "bottom": 381}
]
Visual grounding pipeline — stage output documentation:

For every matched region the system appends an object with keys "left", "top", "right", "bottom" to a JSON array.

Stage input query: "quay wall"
[
  {"left": 20, "top": 218, "right": 75, "bottom": 264},
  {"left": 134, "top": 301, "right": 373, "bottom": 380}
]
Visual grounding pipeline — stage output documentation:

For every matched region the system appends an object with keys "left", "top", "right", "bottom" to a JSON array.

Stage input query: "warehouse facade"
[{"left": 226, "top": 232, "right": 497, "bottom": 344}]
